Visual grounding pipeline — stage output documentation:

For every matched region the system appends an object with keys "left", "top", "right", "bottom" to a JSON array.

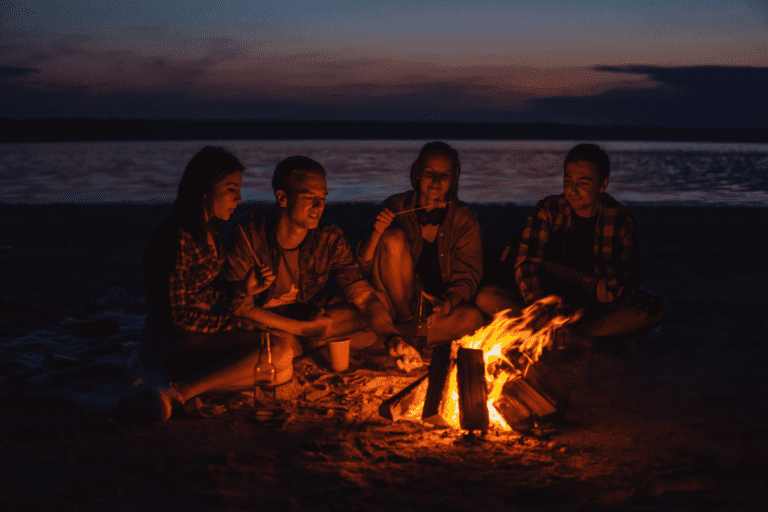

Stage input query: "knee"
[
  {"left": 475, "top": 285, "right": 519, "bottom": 316},
  {"left": 456, "top": 304, "right": 485, "bottom": 333},
  {"left": 269, "top": 332, "right": 297, "bottom": 365},
  {"left": 378, "top": 227, "right": 409, "bottom": 256},
  {"left": 268, "top": 332, "right": 296, "bottom": 385},
  {"left": 475, "top": 285, "right": 500, "bottom": 314}
]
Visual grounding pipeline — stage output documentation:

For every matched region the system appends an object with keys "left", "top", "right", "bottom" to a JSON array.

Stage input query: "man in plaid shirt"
[
  {"left": 226, "top": 156, "right": 423, "bottom": 372},
  {"left": 478, "top": 144, "right": 665, "bottom": 352}
]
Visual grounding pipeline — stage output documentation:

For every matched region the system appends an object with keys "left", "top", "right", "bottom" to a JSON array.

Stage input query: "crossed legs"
[{"left": 371, "top": 227, "right": 484, "bottom": 345}]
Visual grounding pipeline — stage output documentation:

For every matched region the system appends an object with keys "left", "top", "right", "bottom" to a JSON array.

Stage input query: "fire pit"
[{"left": 380, "top": 296, "right": 581, "bottom": 433}]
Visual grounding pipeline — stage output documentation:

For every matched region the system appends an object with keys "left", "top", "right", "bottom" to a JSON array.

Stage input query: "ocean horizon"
[{"left": 2, "top": 139, "right": 767, "bottom": 206}]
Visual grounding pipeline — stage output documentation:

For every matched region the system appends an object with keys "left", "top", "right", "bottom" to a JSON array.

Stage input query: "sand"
[{"left": 1, "top": 203, "right": 767, "bottom": 511}]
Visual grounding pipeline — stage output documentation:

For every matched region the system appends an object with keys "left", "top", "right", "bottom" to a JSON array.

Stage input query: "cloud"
[
  {"left": 0, "top": 65, "right": 39, "bottom": 78},
  {"left": 524, "top": 65, "right": 768, "bottom": 128}
]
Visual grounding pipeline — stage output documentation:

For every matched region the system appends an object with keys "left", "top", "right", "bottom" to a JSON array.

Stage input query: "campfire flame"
[{"left": 450, "top": 295, "right": 582, "bottom": 431}]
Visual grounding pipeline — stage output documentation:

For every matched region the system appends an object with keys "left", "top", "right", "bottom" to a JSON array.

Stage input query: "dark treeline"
[{"left": 2, "top": 118, "right": 767, "bottom": 143}]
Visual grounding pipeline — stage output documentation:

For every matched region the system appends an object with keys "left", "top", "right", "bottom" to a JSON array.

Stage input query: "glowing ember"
[{"left": 449, "top": 295, "right": 582, "bottom": 431}]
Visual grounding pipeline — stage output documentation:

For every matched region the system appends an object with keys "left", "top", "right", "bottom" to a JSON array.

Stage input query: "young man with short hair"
[
  {"left": 477, "top": 143, "right": 665, "bottom": 351},
  {"left": 226, "top": 156, "right": 422, "bottom": 372}
]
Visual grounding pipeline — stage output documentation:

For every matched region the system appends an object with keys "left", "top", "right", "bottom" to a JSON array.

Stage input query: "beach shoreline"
[{"left": 2, "top": 202, "right": 767, "bottom": 510}]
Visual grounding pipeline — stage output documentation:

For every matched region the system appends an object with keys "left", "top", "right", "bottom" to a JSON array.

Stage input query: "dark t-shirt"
[
  {"left": 563, "top": 212, "right": 598, "bottom": 275},
  {"left": 414, "top": 237, "right": 445, "bottom": 297}
]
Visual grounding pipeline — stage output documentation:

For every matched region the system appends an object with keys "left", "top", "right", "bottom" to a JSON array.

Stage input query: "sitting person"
[
  {"left": 477, "top": 143, "right": 666, "bottom": 351},
  {"left": 225, "top": 156, "right": 422, "bottom": 372},
  {"left": 356, "top": 141, "right": 484, "bottom": 349},
  {"left": 141, "top": 146, "right": 328, "bottom": 421}
]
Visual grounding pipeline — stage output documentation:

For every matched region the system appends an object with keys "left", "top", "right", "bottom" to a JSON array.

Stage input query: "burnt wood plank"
[
  {"left": 457, "top": 347, "right": 489, "bottom": 432},
  {"left": 422, "top": 342, "right": 454, "bottom": 427},
  {"left": 505, "top": 377, "right": 556, "bottom": 417},
  {"left": 523, "top": 360, "right": 570, "bottom": 408}
]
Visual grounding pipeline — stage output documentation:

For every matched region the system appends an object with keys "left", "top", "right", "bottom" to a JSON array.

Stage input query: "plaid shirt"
[
  {"left": 142, "top": 214, "right": 247, "bottom": 334},
  {"left": 515, "top": 193, "right": 640, "bottom": 304},
  {"left": 225, "top": 208, "right": 373, "bottom": 309},
  {"left": 165, "top": 228, "right": 248, "bottom": 332}
]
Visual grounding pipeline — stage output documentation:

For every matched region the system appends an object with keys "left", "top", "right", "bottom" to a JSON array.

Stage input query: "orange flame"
[{"left": 449, "top": 295, "right": 582, "bottom": 431}]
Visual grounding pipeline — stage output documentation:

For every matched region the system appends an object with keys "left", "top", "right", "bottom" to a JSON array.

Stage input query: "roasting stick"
[
  {"left": 236, "top": 220, "right": 263, "bottom": 267},
  {"left": 394, "top": 201, "right": 451, "bottom": 215}
]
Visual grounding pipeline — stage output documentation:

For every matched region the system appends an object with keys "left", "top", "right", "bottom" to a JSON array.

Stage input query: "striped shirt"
[{"left": 515, "top": 193, "right": 640, "bottom": 304}]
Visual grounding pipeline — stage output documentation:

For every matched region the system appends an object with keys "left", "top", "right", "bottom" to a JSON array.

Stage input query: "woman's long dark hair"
[
  {"left": 409, "top": 141, "right": 461, "bottom": 200},
  {"left": 171, "top": 146, "right": 244, "bottom": 242}
]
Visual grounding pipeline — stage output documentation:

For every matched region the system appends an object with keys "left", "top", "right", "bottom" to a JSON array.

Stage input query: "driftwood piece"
[
  {"left": 457, "top": 347, "right": 489, "bottom": 432},
  {"left": 523, "top": 360, "right": 570, "bottom": 408},
  {"left": 494, "top": 375, "right": 557, "bottom": 431},
  {"left": 378, "top": 372, "right": 430, "bottom": 422},
  {"left": 422, "top": 342, "right": 455, "bottom": 427},
  {"left": 493, "top": 388, "right": 533, "bottom": 432}
]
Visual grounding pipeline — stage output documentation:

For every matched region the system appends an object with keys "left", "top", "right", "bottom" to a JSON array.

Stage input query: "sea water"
[{"left": 1, "top": 140, "right": 767, "bottom": 206}]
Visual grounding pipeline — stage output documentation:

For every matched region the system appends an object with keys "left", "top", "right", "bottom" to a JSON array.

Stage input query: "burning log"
[
  {"left": 422, "top": 342, "right": 457, "bottom": 428},
  {"left": 378, "top": 372, "right": 429, "bottom": 423},
  {"left": 456, "top": 347, "right": 489, "bottom": 432},
  {"left": 492, "top": 365, "right": 559, "bottom": 432}
]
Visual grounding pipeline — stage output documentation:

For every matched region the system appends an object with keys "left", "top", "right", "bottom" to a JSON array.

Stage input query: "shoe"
[{"left": 152, "top": 384, "right": 183, "bottom": 422}]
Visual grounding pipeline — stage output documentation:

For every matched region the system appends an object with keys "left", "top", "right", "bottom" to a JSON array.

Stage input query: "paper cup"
[{"left": 325, "top": 338, "right": 350, "bottom": 372}]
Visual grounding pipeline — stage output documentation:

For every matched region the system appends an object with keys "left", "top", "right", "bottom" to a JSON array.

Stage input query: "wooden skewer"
[
  {"left": 394, "top": 201, "right": 451, "bottom": 215},
  {"left": 236, "top": 220, "right": 262, "bottom": 267}
]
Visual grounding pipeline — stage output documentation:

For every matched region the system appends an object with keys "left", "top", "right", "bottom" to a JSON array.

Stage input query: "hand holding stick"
[
  {"left": 236, "top": 220, "right": 262, "bottom": 266},
  {"left": 237, "top": 220, "right": 274, "bottom": 295}
]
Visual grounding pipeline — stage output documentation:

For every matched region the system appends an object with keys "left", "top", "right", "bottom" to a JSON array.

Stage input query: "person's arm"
[
  {"left": 596, "top": 208, "right": 641, "bottom": 303},
  {"left": 356, "top": 207, "right": 396, "bottom": 266},
  {"left": 356, "top": 197, "right": 401, "bottom": 274},
  {"left": 231, "top": 300, "right": 331, "bottom": 337},
  {"left": 515, "top": 200, "right": 552, "bottom": 305}
]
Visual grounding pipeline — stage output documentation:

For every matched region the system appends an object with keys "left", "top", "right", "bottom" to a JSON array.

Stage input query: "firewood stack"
[{"left": 380, "top": 341, "right": 569, "bottom": 433}]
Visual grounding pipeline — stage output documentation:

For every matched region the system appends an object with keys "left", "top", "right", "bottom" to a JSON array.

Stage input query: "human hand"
[
  {"left": 245, "top": 264, "right": 275, "bottom": 296},
  {"left": 372, "top": 208, "right": 396, "bottom": 234},
  {"left": 596, "top": 278, "right": 618, "bottom": 303},
  {"left": 387, "top": 335, "right": 423, "bottom": 372},
  {"left": 303, "top": 308, "right": 333, "bottom": 338},
  {"left": 422, "top": 291, "right": 451, "bottom": 326}
]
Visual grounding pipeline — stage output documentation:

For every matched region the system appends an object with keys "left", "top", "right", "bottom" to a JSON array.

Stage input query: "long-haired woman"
[
  {"left": 141, "top": 146, "right": 325, "bottom": 420},
  {"left": 355, "top": 141, "right": 484, "bottom": 350}
]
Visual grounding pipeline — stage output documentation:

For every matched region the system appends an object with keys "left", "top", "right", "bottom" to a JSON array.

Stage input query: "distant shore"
[{"left": 2, "top": 118, "right": 767, "bottom": 143}]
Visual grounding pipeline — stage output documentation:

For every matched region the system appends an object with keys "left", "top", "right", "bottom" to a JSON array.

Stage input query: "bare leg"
[
  {"left": 426, "top": 304, "right": 485, "bottom": 344},
  {"left": 475, "top": 284, "right": 524, "bottom": 317},
  {"left": 172, "top": 332, "right": 296, "bottom": 402},
  {"left": 371, "top": 227, "right": 415, "bottom": 322},
  {"left": 574, "top": 307, "right": 666, "bottom": 338}
]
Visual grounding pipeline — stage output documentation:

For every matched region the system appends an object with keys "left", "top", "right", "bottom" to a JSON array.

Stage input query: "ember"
[{"left": 381, "top": 296, "right": 582, "bottom": 432}]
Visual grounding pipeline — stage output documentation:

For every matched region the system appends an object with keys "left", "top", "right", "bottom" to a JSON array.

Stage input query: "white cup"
[{"left": 325, "top": 338, "right": 350, "bottom": 372}]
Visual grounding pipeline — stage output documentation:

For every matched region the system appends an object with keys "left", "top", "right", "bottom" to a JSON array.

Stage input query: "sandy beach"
[{"left": 1, "top": 203, "right": 767, "bottom": 511}]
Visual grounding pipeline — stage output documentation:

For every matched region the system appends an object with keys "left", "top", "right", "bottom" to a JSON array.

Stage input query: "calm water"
[{"left": 1, "top": 140, "right": 767, "bottom": 205}]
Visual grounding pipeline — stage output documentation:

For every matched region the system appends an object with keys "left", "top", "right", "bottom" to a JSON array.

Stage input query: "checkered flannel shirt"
[
  {"left": 514, "top": 193, "right": 640, "bottom": 304},
  {"left": 168, "top": 229, "right": 246, "bottom": 333}
]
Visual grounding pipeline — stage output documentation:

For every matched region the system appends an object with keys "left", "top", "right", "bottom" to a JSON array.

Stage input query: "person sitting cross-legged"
[
  {"left": 479, "top": 143, "right": 666, "bottom": 356},
  {"left": 141, "top": 146, "right": 323, "bottom": 421},
  {"left": 356, "top": 141, "right": 485, "bottom": 352},
  {"left": 225, "top": 156, "right": 422, "bottom": 372}
]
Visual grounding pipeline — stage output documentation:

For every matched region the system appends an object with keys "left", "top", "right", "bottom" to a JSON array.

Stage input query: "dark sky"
[{"left": 2, "top": 0, "right": 767, "bottom": 127}]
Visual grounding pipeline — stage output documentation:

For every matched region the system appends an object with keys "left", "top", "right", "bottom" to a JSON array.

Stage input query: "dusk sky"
[{"left": 2, "top": 0, "right": 767, "bottom": 127}]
